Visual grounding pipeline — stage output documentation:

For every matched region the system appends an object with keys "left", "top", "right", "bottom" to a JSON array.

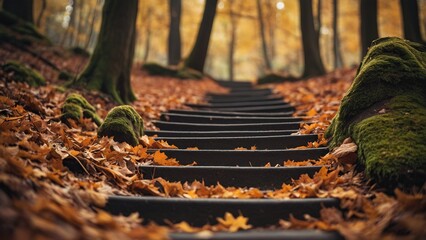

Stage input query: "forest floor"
[{"left": 0, "top": 41, "right": 425, "bottom": 240}]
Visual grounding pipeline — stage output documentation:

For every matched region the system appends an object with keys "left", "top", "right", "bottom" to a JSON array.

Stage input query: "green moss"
[
  {"left": 325, "top": 37, "right": 426, "bottom": 186},
  {"left": 70, "top": 47, "right": 90, "bottom": 58},
  {"left": 141, "top": 62, "right": 204, "bottom": 79},
  {"left": 97, "top": 105, "right": 143, "bottom": 146},
  {"left": 0, "top": 10, "right": 50, "bottom": 45},
  {"left": 142, "top": 63, "right": 178, "bottom": 77},
  {"left": 1, "top": 61, "right": 46, "bottom": 86},
  {"left": 257, "top": 73, "right": 298, "bottom": 84},
  {"left": 60, "top": 93, "right": 102, "bottom": 126},
  {"left": 58, "top": 71, "right": 74, "bottom": 81}
]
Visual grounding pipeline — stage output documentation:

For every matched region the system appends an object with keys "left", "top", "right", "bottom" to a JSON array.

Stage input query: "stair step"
[
  {"left": 140, "top": 165, "right": 322, "bottom": 189},
  {"left": 145, "top": 130, "right": 297, "bottom": 137},
  {"left": 105, "top": 196, "right": 339, "bottom": 227},
  {"left": 207, "top": 90, "right": 271, "bottom": 98},
  {"left": 153, "top": 121, "right": 302, "bottom": 131},
  {"left": 188, "top": 105, "right": 295, "bottom": 113},
  {"left": 154, "top": 134, "right": 318, "bottom": 149},
  {"left": 160, "top": 113, "right": 303, "bottom": 124},
  {"left": 207, "top": 95, "right": 283, "bottom": 104},
  {"left": 147, "top": 148, "right": 328, "bottom": 166},
  {"left": 168, "top": 109, "right": 294, "bottom": 117},
  {"left": 186, "top": 101, "right": 289, "bottom": 109},
  {"left": 169, "top": 230, "right": 343, "bottom": 240}
]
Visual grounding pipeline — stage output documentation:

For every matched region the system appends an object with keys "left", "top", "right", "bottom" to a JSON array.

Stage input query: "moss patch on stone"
[
  {"left": 257, "top": 73, "right": 298, "bottom": 84},
  {"left": 0, "top": 10, "right": 50, "bottom": 46},
  {"left": 325, "top": 37, "right": 426, "bottom": 186},
  {"left": 142, "top": 62, "right": 203, "bottom": 80},
  {"left": 97, "top": 105, "right": 143, "bottom": 146},
  {"left": 2, "top": 61, "right": 46, "bottom": 86},
  {"left": 60, "top": 93, "right": 102, "bottom": 126}
]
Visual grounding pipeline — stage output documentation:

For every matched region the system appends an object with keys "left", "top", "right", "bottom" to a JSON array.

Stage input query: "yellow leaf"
[
  {"left": 216, "top": 212, "right": 252, "bottom": 232},
  {"left": 153, "top": 151, "right": 179, "bottom": 166},
  {"left": 174, "top": 221, "right": 199, "bottom": 233},
  {"left": 68, "top": 149, "right": 80, "bottom": 157}
]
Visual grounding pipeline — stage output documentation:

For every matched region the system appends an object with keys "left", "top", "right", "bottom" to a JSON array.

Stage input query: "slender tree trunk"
[
  {"left": 71, "top": 0, "right": 82, "bottom": 47},
  {"left": 400, "top": 0, "right": 423, "bottom": 43},
  {"left": 168, "top": 0, "right": 182, "bottom": 65},
  {"left": 256, "top": 0, "right": 272, "bottom": 71},
  {"left": 315, "top": 0, "right": 322, "bottom": 49},
  {"left": 360, "top": 0, "right": 379, "bottom": 57},
  {"left": 333, "top": 0, "right": 344, "bottom": 68},
  {"left": 2, "top": 0, "right": 33, "bottom": 23},
  {"left": 266, "top": 1, "right": 276, "bottom": 62},
  {"left": 184, "top": 0, "right": 218, "bottom": 72},
  {"left": 76, "top": 0, "right": 138, "bottom": 104},
  {"left": 143, "top": 14, "right": 152, "bottom": 63},
  {"left": 228, "top": 0, "right": 237, "bottom": 81},
  {"left": 85, "top": 0, "right": 100, "bottom": 50},
  {"left": 60, "top": 0, "right": 76, "bottom": 46},
  {"left": 36, "top": 0, "right": 46, "bottom": 27},
  {"left": 300, "top": 0, "right": 325, "bottom": 78}
]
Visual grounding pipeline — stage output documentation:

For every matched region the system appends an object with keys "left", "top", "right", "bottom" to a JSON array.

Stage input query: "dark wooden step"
[
  {"left": 186, "top": 100, "right": 289, "bottom": 109},
  {"left": 207, "top": 90, "right": 272, "bottom": 98},
  {"left": 147, "top": 148, "right": 328, "bottom": 166},
  {"left": 153, "top": 121, "right": 302, "bottom": 131},
  {"left": 189, "top": 105, "right": 295, "bottom": 113},
  {"left": 160, "top": 113, "right": 303, "bottom": 124},
  {"left": 145, "top": 130, "right": 298, "bottom": 137},
  {"left": 154, "top": 134, "right": 318, "bottom": 149},
  {"left": 169, "top": 230, "right": 343, "bottom": 240},
  {"left": 140, "top": 165, "right": 322, "bottom": 189},
  {"left": 207, "top": 95, "right": 283, "bottom": 104},
  {"left": 105, "top": 196, "right": 339, "bottom": 227},
  {"left": 168, "top": 109, "right": 294, "bottom": 117}
]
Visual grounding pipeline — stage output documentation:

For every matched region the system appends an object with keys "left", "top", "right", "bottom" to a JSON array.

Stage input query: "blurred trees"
[
  {"left": 75, "top": 0, "right": 138, "bottom": 104},
  {"left": 168, "top": 0, "right": 182, "bottom": 65},
  {"left": 300, "top": 0, "right": 325, "bottom": 77},
  {"left": 25, "top": 0, "right": 426, "bottom": 80},
  {"left": 2, "top": 0, "right": 34, "bottom": 23},
  {"left": 360, "top": 0, "right": 379, "bottom": 57},
  {"left": 184, "top": 0, "right": 218, "bottom": 72},
  {"left": 400, "top": 0, "right": 423, "bottom": 43}
]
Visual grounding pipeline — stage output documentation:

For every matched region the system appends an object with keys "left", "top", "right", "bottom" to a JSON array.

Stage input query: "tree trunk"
[
  {"left": 256, "top": 0, "right": 272, "bottom": 71},
  {"left": 60, "top": 0, "right": 76, "bottom": 47},
  {"left": 400, "top": 0, "right": 423, "bottom": 43},
  {"left": 228, "top": 0, "right": 237, "bottom": 81},
  {"left": 2, "top": 0, "right": 33, "bottom": 23},
  {"left": 71, "top": 0, "right": 81, "bottom": 47},
  {"left": 315, "top": 0, "right": 322, "bottom": 49},
  {"left": 333, "top": 0, "right": 344, "bottom": 68},
  {"left": 266, "top": 1, "right": 276, "bottom": 62},
  {"left": 85, "top": 0, "right": 100, "bottom": 50},
  {"left": 360, "top": 0, "right": 379, "bottom": 57},
  {"left": 75, "top": 0, "right": 138, "bottom": 104},
  {"left": 300, "top": 0, "right": 325, "bottom": 78},
  {"left": 168, "top": 0, "right": 182, "bottom": 66},
  {"left": 36, "top": 0, "right": 46, "bottom": 27},
  {"left": 184, "top": 0, "right": 218, "bottom": 72}
]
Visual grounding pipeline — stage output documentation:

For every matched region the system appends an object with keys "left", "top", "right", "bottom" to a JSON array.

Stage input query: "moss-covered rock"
[
  {"left": 0, "top": 10, "right": 50, "bottom": 45},
  {"left": 70, "top": 46, "right": 90, "bottom": 58},
  {"left": 257, "top": 73, "right": 298, "bottom": 84},
  {"left": 58, "top": 71, "right": 75, "bottom": 81},
  {"left": 141, "top": 62, "right": 204, "bottom": 79},
  {"left": 97, "top": 105, "right": 143, "bottom": 146},
  {"left": 1, "top": 61, "right": 46, "bottom": 86},
  {"left": 325, "top": 37, "right": 426, "bottom": 186},
  {"left": 142, "top": 63, "right": 178, "bottom": 77},
  {"left": 60, "top": 93, "right": 102, "bottom": 126}
]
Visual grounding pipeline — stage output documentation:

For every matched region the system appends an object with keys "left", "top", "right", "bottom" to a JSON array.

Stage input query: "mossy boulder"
[
  {"left": 142, "top": 62, "right": 203, "bottom": 79},
  {"left": 0, "top": 10, "right": 50, "bottom": 45},
  {"left": 70, "top": 46, "right": 90, "bottom": 58},
  {"left": 325, "top": 37, "right": 426, "bottom": 186},
  {"left": 97, "top": 105, "right": 143, "bottom": 146},
  {"left": 2, "top": 61, "right": 46, "bottom": 86},
  {"left": 60, "top": 93, "right": 102, "bottom": 126},
  {"left": 257, "top": 73, "right": 298, "bottom": 84}
]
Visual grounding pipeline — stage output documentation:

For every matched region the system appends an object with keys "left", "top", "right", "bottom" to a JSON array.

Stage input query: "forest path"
[{"left": 104, "top": 80, "right": 342, "bottom": 239}]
